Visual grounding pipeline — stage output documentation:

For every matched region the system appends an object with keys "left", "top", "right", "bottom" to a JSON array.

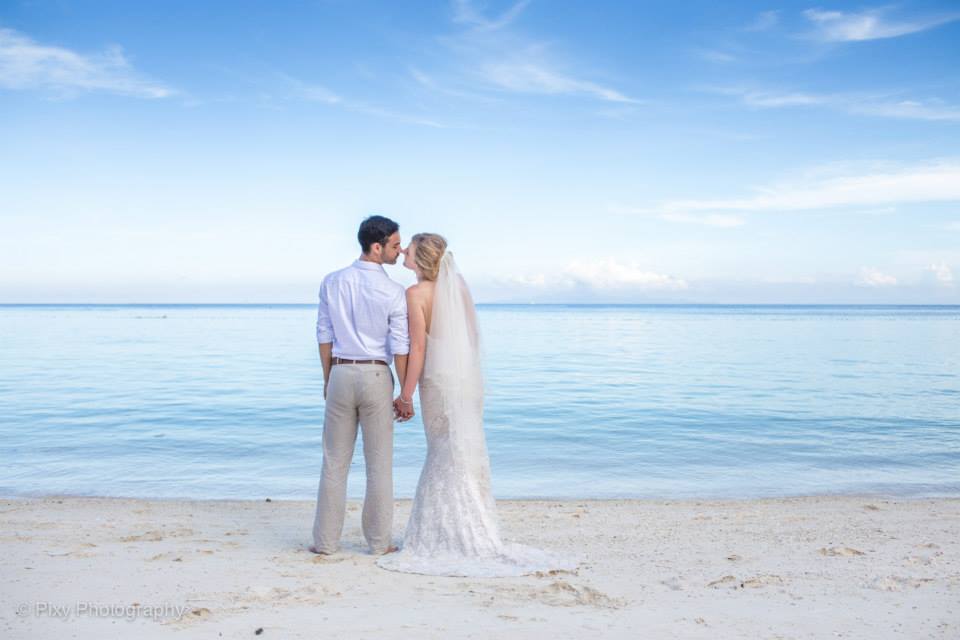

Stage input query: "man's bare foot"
[
  {"left": 308, "top": 545, "right": 332, "bottom": 555},
  {"left": 380, "top": 545, "right": 399, "bottom": 555}
]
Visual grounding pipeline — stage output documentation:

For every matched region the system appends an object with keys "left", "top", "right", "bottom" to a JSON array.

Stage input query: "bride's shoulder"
[
  {"left": 405, "top": 281, "right": 434, "bottom": 306},
  {"left": 406, "top": 281, "right": 436, "bottom": 296}
]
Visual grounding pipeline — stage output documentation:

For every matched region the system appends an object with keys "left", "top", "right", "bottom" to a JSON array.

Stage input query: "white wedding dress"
[{"left": 377, "top": 252, "right": 571, "bottom": 577}]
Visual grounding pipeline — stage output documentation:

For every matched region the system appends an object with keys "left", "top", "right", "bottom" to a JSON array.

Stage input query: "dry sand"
[{"left": 2, "top": 495, "right": 957, "bottom": 638}]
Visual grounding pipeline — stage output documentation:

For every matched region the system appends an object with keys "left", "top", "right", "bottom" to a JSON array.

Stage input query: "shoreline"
[
  {"left": 3, "top": 494, "right": 958, "bottom": 638},
  {"left": 4, "top": 488, "right": 960, "bottom": 503}
]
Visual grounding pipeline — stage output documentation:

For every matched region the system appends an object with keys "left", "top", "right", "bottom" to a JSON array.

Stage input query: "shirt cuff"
[{"left": 389, "top": 339, "right": 410, "bottom": 356}]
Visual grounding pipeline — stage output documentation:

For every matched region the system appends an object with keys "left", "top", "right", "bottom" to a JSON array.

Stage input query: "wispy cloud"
[
  {"left": 441, "top": 1, "right": 638, "bottom": 104},
  {"left": 737, "top": 90, "right": 828, "bottom": 108},
  {"left": 856, "top": 267, "right": 897, "bottom": 287},
  {"left": 803, "top": 7, "right": 960, "bottom": 42},
  {"left": 505, "top": 258, "right": 688, "bottom": 292},
  {"left": 296, "top": 82, "right": 342, "bottom": 105},
  {"left": 451, "top": 0, "right": 532, "bottom": 32},
  {"left": 696, "top": 49, "right": 738, "bottom": 64},
  {"left": 847, "top": 99, "right": 960, "bottom": 122},
  {"left": 926, "top": 262, "right": 955, "bottom": 286},
  {"left": 609, "top": 203, "right": 745, "bottom": 228},
  {"left": 656, "top": 160, "right": 960, "bottom": 217},
  {"left": 409, "top": 66, "right": 504, "bottom": 103},
  {"left": 0, "top": 27, "right": 174, "bottom": 98},
  {"left": 564, "top": 258, "right": 688, "bottom": 290},
  {"left": 477, "top": 56, "right": 638, "bottom": 103},
  {"left": 658, "top": 212, "right": 746, "bottom": 227},
  {"left": 348, "top": 103, "right": 448, "bottom": 128},
  {"left": 719, "top": 87, "right": 960, "bottom": 122},
  {"left": 281, "top": 73, "right": 447, "bottom": 128},
  {"left": 745, "top": 10, "right": 780, "bottom": 32},
  {"left": 502, "top": 273, "right": 547, "bottom": 287}
]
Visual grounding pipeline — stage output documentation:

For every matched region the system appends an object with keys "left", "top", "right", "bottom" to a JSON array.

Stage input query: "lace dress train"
[{"left": 376, "top": 380, "right": 568, "bottom": 577}]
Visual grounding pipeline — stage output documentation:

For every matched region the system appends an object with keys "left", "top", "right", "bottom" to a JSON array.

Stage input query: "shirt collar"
[{"left": 353, "top": 259, "right": 386, "bottom": 273}]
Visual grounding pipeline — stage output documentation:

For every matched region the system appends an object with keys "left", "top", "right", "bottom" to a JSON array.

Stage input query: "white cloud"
[
  {"left": 281, "top": 73, "right": 447, "bottom": 128},
  {"left": 659, "top": 212, "right": 746, "bottom": 228},
  {"left": 746, "top": 10, "right": 779, "bottom": 32},
  {"left": 848, "top": 99, "right": 960, "bottom": 122},
  {"left": 409, "top": 67, "right": 437, "bottom": 89},
  {"left": 478, "top": 58, "right": 638, "bottom": 103},
  {"left": 697, "top": 49, "right": 738, "bottom": 64},
  {"left": 947, "top": 221, "right": 960, "bottom": 232},
  {"left": 0, "top": 27, "right": 173, "bottom": 98},
  {"left": 347, "top": 103, "right": 448, "bottom": 128},
  {"left": 927, "top": 262, "right": 955, "bottom": 286},
  {"left": 502, "top": 273, "right": 547, "bottom": 287},
  {"left": 723, "top": 87, "right": 960, "bottom": 121},
  {"left": 562, "top": 259, "right": 688, "bottom": 290},
  {"left": 500, "top": 259, "right": 688, "bottom": 293},
  {"left": 760, "top": 275, "right": 817, "bottom": 285},
  {"left": 856, "top": 267, "right": 897, "bottom": 287},
  {"left": 657, "top": 160, "right": 960, "bottom": 216},
  {"left": 803, "top": 8, "right": 960, "bottom": 42},
  {"left": 739, "top": 90, "right": 828, "bottom": 108},
  {"left": 803, "top": 9, "right": 960, "bottom": 42},
  {"left": 441, "top": 2, "right": 637, "bottom": 104},
  {"left": 451, "top": 0, "right": 532, "bottom": 31},
  {"left": 608, "top": 203, "right": 745, "bottom": 227},
  {"left": 409, "top": 66, "right": 503, "bottom": 103},
  {"left": 298, "top": 83, "right": 342, "bottom": 105}
]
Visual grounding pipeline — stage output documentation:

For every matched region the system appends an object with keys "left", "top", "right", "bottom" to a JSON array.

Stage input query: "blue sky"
[{"left": 2, "top": 0, "right": 959, "bottom": 303}]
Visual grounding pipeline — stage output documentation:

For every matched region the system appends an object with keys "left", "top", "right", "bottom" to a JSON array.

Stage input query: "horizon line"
[{"left": 2, "top": 302, "right": 959, "bottom": 308}]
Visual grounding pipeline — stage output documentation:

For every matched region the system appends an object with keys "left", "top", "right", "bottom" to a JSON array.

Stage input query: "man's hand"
[
  {"left": 393, "top": 397, "right": 411, "bottom": 421},
  {"left": 393, "top": 395, "right": 415, "bottom": 422}
]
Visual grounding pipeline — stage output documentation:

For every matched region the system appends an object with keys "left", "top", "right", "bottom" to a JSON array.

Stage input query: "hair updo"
[{"left": 411, "top": 233, "right": 448, "bottom": 281}]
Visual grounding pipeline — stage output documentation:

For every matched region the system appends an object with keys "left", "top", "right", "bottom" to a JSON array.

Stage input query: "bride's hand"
[{"left": 394, "top": 395, "right": 415, "bottom": 421}]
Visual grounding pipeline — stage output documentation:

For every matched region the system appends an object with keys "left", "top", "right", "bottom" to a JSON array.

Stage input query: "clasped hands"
[{"left": 394, "top": 395, "right": 415, "bottom": 422}]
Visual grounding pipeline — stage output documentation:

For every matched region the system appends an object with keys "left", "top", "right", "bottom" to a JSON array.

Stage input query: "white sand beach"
[{"left": 2, "top": 495, "right": 957, "bottom": 639}]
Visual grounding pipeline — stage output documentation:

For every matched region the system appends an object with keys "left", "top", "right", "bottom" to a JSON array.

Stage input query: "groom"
[{"left": 310, "top": 215, "right": 412, "bottom": 555}]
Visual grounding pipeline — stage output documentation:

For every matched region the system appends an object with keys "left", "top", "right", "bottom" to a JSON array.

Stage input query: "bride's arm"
[{"left": 399, "top": 287, "right": 427, "bottom": 409}]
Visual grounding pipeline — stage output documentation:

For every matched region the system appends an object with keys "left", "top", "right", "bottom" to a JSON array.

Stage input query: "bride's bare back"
[
  {"left": 408, "top": 275, "right": 479, "bottom": 342},
  {"left": 407, "top": 280, "right": 435, "bottom": 337}
]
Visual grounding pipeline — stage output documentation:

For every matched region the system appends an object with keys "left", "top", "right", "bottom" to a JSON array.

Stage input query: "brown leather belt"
[{"left": 332, "top": 356, "right": 388, "bottom": 366}]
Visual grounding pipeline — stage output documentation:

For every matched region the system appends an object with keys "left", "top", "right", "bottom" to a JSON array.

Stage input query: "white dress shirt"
[{"left": 316, "top": 259, "right": 410, "bottom": 361}]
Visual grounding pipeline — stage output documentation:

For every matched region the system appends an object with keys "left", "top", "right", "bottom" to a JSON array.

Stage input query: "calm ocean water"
[{"left": 2, "top": 304, "right": 959, "bottom": 500}]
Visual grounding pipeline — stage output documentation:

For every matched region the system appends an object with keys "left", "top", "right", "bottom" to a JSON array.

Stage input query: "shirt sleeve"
[
  {"left": 316, "top": 278, "right": 335, "bottom": 344},
  {"left": 388, "top": 288, "right": 410, "bottom": 356}
]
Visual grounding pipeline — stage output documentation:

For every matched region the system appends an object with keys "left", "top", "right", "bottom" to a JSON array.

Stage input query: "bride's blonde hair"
[{"left": 411, "top": 233, "right": 448, "bottom": 281}]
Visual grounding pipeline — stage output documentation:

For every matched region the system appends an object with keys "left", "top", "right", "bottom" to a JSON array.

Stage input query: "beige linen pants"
[{"left": 312, "top": 363, "right": 395, "bottom": 554}]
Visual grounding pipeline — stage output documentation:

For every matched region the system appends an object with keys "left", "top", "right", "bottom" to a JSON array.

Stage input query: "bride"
[{"left": 376, "top": 233, "right": 569, "bottom": 577}]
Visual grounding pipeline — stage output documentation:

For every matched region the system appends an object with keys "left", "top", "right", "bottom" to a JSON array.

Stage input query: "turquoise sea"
[{"left": 2, "top": 304, "right": 958, "bottom": 500}]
